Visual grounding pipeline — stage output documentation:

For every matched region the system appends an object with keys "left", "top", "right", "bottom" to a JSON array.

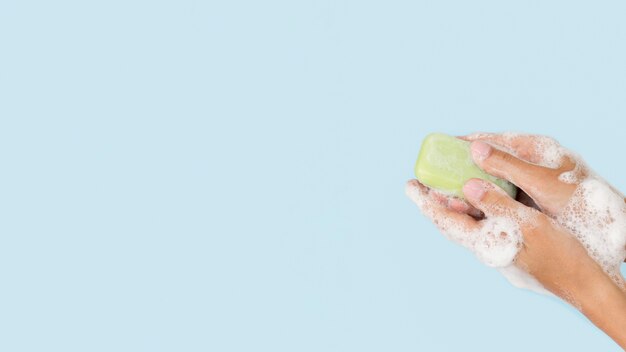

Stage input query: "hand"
[
  {"left": 481, "top": 177, "right": 626, "bottom": 348},
  {"left": 406, "top": 177, "right": 626, "bottom": 349},
  {"left": 441, "top": 133, "right": 626, "bottom": 273},
  {"left": 406, "top": 132, "right": 626, "bottom": 348},
  {"left": 405, "top": 177, "right": 600, "bottom": 293}
]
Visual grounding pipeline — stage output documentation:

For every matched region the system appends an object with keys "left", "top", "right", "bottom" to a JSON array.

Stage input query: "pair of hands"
[{"left": 406, "top": 133, "right": 626, "bottom": 348}]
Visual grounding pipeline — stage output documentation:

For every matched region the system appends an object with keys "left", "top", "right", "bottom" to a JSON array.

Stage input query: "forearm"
[{"left": 567, "top": 264, "right": 626, "bottom": 349}]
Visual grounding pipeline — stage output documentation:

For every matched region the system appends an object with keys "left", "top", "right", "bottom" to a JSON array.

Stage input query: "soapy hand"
[
  {"left": 406, "top": 132, "right": 626, "bottom": 348},
  {"left": 460, "top": 133, "right": 626, "bottom": 267},
  {"left": 407, "top": 175, "right": 626, "bottom": 348},
  {"left": 409, "top": 132, "right": 626, "bottom": 275},
  {"left": 406, "top": 178, "right": 596, "bottom": 290}
]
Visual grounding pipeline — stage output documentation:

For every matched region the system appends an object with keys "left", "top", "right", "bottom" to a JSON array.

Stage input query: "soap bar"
[{"left": 414, "top": 133, "right": 517, "bottom": 199}]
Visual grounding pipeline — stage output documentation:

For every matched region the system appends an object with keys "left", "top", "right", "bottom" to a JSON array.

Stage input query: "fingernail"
[
  {"left": 471, "top": 141, "right": 492, "bottom": 162},
  {"left": 463, "top": 179, "right": 486, "bottom": 202}
]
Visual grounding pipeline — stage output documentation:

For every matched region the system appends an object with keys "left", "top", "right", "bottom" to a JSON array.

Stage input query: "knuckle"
[{"left": 523, "top": 213, "right": 549, "bottom": 235}]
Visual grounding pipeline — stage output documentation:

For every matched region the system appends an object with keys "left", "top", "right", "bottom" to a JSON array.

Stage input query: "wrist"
[
  {"left": 560, "top": 257, "right": 608, "bottom": 305},
  {"left": 527, "top": 238, "right": 602, "bottom": 302},
  {"left": 561, "top": 261, "right": 626, "bottom": 349}
]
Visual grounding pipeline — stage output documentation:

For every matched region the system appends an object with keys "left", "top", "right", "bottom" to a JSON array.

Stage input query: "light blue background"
[{"left": 1, "top": 0, "right": 626, "bottom": 351}]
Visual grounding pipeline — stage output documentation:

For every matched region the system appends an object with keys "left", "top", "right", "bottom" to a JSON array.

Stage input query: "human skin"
[{"left": 406, "top": 133, "right": 626, "bottom": 348}]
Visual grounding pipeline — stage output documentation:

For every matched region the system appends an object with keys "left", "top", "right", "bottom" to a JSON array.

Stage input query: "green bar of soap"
[{"left": 414, "top": 133, "right": 517, "bottom": 199}]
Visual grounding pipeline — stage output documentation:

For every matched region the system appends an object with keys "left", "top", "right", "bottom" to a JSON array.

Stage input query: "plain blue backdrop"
[{"left": 2, "top": 0, "right": 626, "bottom": 351}]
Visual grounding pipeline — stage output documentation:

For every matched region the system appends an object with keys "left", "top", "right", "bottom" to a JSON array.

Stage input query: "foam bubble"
[
  {"left": 556, "top": 177, "right": 626, "bottom": 286},
  {"left": 498, "top": 265, "right": 552, "bottom": 296},
  {"left": 406, "top": 181, "right": 523, "bottom": 268}
]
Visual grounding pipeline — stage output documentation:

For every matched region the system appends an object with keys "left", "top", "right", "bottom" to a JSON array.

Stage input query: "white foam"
[
  {"left": 406, "top": 181, "right": 524, "bottom": 268},
  {"left": 498, "top": 265, "right": 552, "bottom": 296},
  {"left": 409, "top": 133, "right": 626, "bottom": 295},
  {"left": 556, "top": 177, "right": 626, "bottom": 286}
]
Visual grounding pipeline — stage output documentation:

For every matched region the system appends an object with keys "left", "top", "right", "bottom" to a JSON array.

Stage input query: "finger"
[
  {"left": 448, "top": 198, "right": 484, "bottom": 218},
  {"left": 458, "top": 132, "right": 499, "bottom": 142},
  {"left": 428, "top": 189, "right": 452, "bottom": 206},
  {"left": 406, "top": 179, "right": 480, "bottom": 232},
  {"left": 459, "top": 132, "right": 541, "bottom": 164},
  {"left": 462, "top": 178, "right": 528, "bottom": 219},
  {"left": 460, "top": 132, "right": 562, "bottom": 166},
  {"left": 427, "top": 189, "right": 484, "bottom": 218},
  {"left": 448, "top": 198, "right": 468, "bottom": 212},
  {"left": 470, "top": 139, "right": 553, "bottom": 185}
]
